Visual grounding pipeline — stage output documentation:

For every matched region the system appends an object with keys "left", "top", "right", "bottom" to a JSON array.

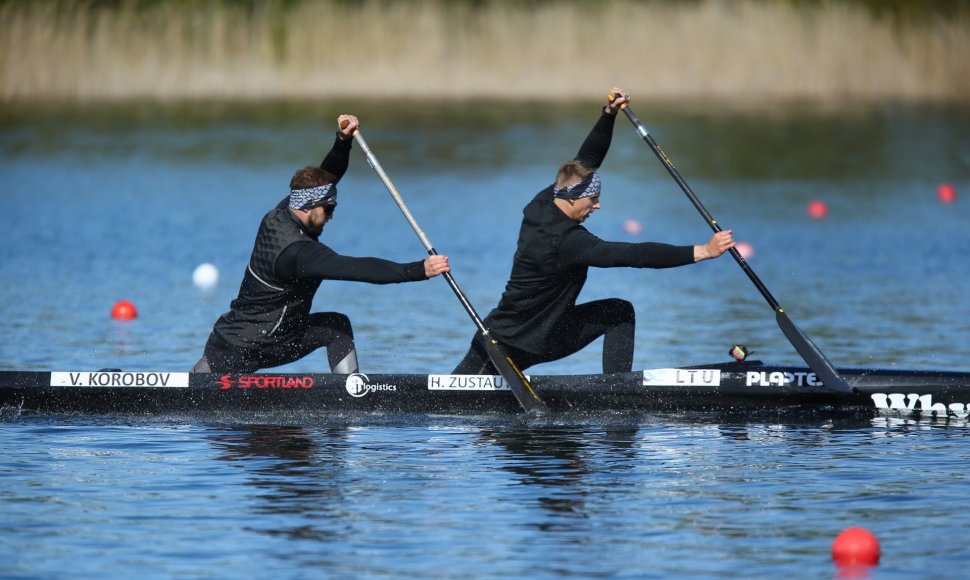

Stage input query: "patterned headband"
[
  {"left": 553, "top": 172, "right": 601, "bottom": 200},
  {"left": 289, "top": 183, "right": 337, "bottom": 210}
]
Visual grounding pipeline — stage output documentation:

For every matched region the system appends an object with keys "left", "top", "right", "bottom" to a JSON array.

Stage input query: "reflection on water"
[
  {"left": 1, "top": 413, "right": 969, "bottom": 577},
  {"left": 209, "top": 425, "right": 345, "bottom": 543}
]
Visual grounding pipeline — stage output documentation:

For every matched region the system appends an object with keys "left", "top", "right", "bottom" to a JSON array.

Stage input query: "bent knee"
[
  {"left": 191, "top": 357, "right": 210, "bottom": 373},
  {"left": 609, "top": 298, "right": 635, "bottom": 321},
  {"left": 311, "top": 312, "right": 354, "bottom": 335},
  {"left": 332, "top": 313, "right": 353, "bottom": 334}
]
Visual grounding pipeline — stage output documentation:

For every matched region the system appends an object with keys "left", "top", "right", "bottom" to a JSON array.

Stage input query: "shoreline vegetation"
[{"left": 2, "top": 0, "right": 969, "bottom": 103}]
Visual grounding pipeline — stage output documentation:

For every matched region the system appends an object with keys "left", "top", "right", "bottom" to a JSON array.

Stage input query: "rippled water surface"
[{"left": 2, "top": 100, "right": 969, "bottom": 577}]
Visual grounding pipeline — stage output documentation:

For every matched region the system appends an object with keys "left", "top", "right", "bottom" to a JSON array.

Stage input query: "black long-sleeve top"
[
  {"left": 483, "top": 110, "right": 694, "bottom": 354},
  {"left": 277, "top": 132, "right": 426, "bottom": 284},
  {"left": 213, "top": 132, "right": 429, "bottom": 349},
  {"left": 277, "top": 229, "right": 426, "bottom": 283}
]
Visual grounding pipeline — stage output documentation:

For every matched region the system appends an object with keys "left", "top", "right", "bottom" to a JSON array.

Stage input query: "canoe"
[{"left": 2, "top": 360, "right": 969, "bottom": 419}]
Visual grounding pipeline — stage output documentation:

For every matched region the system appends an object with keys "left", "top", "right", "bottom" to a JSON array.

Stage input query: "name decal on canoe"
[
  {"left": 642, "top": 368, "right": 721, "bottom": 387},
  {"left": 345, "top": 373, "right": 397, "bottom": 398},
  {"left": 51, "top": 372, "right": 189, "bottom": 388},
  {"left": 427, "top": 375, "right": 513, "bottom": 391},
  {"left": 745, "top": 371, "right": 822, "bottom": 388},
  {"left": 871, "top": 393, "right": 970, "bottom": 418},
  {"left": 217, "top": 375, "right": 314, "bottom": 390}
]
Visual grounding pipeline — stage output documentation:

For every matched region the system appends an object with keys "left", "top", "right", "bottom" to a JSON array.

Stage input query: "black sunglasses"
[{"left": 323, "top": 203, "right": 337, "bottom": 216}]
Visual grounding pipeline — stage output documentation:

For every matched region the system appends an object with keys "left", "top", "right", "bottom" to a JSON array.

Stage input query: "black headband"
[
  {"left": 289, "top": 183, "right": 338, "bottom": 210},
  {"left": 553, "top": 172, "right": 601, "bottom": 200}
]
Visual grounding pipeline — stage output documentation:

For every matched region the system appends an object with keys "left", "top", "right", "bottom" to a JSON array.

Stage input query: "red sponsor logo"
[{"left": 217, "top": 375, "right": 315, "bottom": 390}]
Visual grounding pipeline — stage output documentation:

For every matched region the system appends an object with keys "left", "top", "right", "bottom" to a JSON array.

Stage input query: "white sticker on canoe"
[
  {"left": 642, "top": 368, "right": 721, "bottom": 387},
  {"left": 345, "top": 373, "right": 397, "bottom": 398},
  {"left": 745, "top": 371, "right": 822, "bottom": 388},
  {"left": 428, "top": 375, "right": 524, "bottom": 391},
  {"left": 871, "top": 393, "right": 970, "bottom": 418},
  {"left": 51, "top": 372, "right": 190, "bottom": 388}
]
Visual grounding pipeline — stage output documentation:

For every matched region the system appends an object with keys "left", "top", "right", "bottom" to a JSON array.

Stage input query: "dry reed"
[{"left": 2, "top": 0, "right": 969, "bottom": 102}]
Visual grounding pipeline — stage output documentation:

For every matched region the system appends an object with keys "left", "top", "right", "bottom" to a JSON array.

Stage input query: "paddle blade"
[
  {"left": 482, "top": 337, "right": 548, "bottom": 413},
  {"left": 775, "top": 310, "right": 854, "bottom": 394}
]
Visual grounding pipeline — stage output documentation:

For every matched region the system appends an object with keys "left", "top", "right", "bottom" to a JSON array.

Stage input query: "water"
[{"left": 2, "top": 99, "right": 969, "bottom": 577}]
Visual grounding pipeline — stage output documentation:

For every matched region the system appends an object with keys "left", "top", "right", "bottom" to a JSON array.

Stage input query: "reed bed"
[{"left": 2, "top": 0, "right": 969, "bottom": 102}]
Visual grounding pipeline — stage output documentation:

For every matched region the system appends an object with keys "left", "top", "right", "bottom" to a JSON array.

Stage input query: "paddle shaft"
[
  {"left": 351, "top": 133, "right": 481, "bottom": 330},
  {"left": 617, "top": 103, "right": 853, "bottom": 394},
  {"left": 351, "top": 129, "right": 548, "bottom": 412},
  {"left": 621, "top": 107, "right": 778, "bottom": 304}
]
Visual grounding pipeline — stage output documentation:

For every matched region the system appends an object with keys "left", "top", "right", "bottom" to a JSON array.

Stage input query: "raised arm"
[
  {"left": 319, "top": 114, "right": 359, "bottom": 182},
  {"left": 574, "top": 87, "right": 630, "bottom": 169}
]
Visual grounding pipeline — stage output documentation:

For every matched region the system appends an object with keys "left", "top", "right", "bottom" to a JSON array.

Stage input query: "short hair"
[
  {"left": 289, "top": 166, "right": 337, "bottom": 190},
  {"left": 555, "top": 161, "right": 594, "bottom": 189}
]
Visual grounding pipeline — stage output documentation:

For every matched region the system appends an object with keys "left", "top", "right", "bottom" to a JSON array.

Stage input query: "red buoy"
[
  {"left": 807, "top": 199, "right": 829, "bottom": 219},
  {"left": 937, "top": 183, "right": 957, "bottom": 204},
  {"left": 832, "top": 527, "right": 880, "bottom": 567},
  {"left": 111, "top": 300, "right": 138, "bottom": 320}
]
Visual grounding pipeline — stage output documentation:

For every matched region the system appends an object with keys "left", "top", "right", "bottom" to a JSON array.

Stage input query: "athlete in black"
[
  {"left": 453, "top": 88, "right": 735, "bottom": 375},
  {"left": 193, "top": 114, "right": 450, "bottom": 374}
]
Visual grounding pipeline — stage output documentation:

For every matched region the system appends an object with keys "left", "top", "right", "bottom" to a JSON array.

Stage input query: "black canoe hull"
[{"left": 2, "top": 361, "right": 970, "bottom": 418}]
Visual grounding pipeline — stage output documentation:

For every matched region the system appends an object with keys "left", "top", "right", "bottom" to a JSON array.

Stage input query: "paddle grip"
[{"left": 607, "top": 92, "right": 628, "bottom": 111}]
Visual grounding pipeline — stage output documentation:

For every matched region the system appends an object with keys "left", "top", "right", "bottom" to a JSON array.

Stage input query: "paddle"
[
  {"left": 349, "top": 127, "right": 549, "bottom": 413},
  {"left": 610, "top": 96, "right": 854, "bottom": 394}
]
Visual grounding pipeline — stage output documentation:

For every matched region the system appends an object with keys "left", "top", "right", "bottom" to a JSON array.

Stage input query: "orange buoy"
[{"left": 111, "top": 300, "right": 138, "bottom": 320}]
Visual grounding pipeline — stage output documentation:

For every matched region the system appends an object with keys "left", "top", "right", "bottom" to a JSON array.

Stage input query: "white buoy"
[{"left": 192, "top": 262, "right": 219, "bottom": 291}]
